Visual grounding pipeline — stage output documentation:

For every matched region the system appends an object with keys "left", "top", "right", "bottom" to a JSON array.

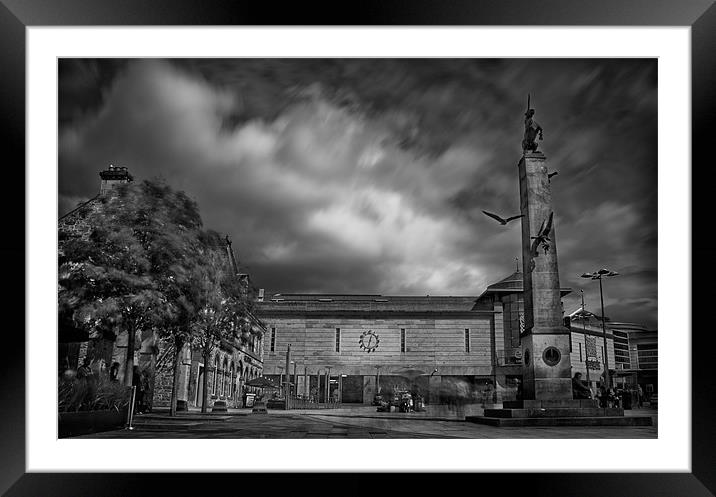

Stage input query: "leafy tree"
[
  {"left": 190, "top": 232, "right": 249, "bottom": 413},
  {"left": 59, "top": 180, "right": 203, "bottom": 388}
]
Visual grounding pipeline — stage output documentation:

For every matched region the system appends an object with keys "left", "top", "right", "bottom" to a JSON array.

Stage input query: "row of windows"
[
  {"left": 637, "top": 350, "right": 658, "bottom": 357},
  {"left": 268, "top": 327, "right": 474, "bottom": 353},
  {"left": 638, "top": 357, "right": 658, "bottom": 364},
  {"left": 637, "top": 343, "right": 658, "bottom": 350},
  {"left": 210, "top": 357, "right": 259, "bottom": 398}
]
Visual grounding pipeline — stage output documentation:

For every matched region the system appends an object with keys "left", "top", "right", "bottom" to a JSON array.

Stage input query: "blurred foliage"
[{"left": 58, "top": 373, "right": 131, "bottom": 413}]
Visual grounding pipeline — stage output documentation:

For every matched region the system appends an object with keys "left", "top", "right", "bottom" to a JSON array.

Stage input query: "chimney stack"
[{"left": 99, "top": 164, "right": 133, "bottom": 196}]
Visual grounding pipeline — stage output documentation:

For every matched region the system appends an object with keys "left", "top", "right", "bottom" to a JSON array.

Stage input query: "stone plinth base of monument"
[{"left": 466, "top": 399, "right": 653, "bottom": 427}]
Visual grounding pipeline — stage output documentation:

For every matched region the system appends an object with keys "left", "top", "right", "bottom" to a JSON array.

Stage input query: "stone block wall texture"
[{"left": 261, "top": 316, "right": 495, "bottom": 377}]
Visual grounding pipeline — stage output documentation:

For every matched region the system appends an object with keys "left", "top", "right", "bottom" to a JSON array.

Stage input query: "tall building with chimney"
[{"left": 58, "top": 165, "right": 265, "bottom": 412}]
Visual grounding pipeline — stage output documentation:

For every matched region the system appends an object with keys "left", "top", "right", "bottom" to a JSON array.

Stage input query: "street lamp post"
[
  {"left": 291, "top": 360, "right": 297, "bottom": 399},
  {"left": 578, "top": 289, "right": 591, "bottom": 387},
  {"left": 277, "top": 365, "right": 284, "bottom": 396},
  {"left": 580, "top": 268, "right": 619, "bottom": 389},
  {"left": 284, "top": 344, "right": 291, "bottom": 410},
  {"left": 303, "top": 365, "right": 308, "bottom": 398},
  {"left": 315, "top": 369, "right": 321, "bottom": 406},
  {"left": 374, "top": 365, "right": 382, "bottom": 395},
  {"left": 325, "top": 366, "right": 332, "bottom": 405}
]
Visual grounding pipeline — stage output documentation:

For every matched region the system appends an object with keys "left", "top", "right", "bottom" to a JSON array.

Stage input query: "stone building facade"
[
  {"left": 257, "top": 294, "right": 501, "bottom": 404},
  {"left": 256, "top": 269, "right": 578, "bottom": 405},
  {"left": 255, "top": 269, "right": 635, "bottom": 406}
]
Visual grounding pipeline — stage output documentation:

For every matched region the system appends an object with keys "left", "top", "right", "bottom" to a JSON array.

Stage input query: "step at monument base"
[
  {"left": 468, "top": 397, "right": 652, "bottom": 426},
  {"left": 483, "top": 407, "right": 624, "bottom": 418},
  {"left": 466, "top": 414, "right": 653, "bottom": 427},
  {"left": 502, "top": 399, "right": 600, "bottom": 409}
]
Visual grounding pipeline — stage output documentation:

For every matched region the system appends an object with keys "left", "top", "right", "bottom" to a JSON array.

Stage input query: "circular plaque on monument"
[{"left": 542, "top": 346, "right": 561, "bottom": 366}]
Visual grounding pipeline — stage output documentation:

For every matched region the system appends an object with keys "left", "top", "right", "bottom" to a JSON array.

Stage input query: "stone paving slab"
[{"left": 74, "top": 406, "right": 657, "bottom": 439}]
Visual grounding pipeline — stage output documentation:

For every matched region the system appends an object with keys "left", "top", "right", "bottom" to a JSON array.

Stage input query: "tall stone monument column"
[
  {"left": 518, "top": 151, "right": 572, "bottom": 401},
  {"left": 467, "top": 101, "right": 651, "bottom": 426}
]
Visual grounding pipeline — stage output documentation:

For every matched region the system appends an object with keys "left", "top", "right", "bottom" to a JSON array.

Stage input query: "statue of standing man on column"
[{"left": 522, "top": 94, "right": 544, "bottom": 153}]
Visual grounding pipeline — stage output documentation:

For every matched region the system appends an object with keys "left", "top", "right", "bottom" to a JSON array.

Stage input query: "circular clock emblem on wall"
[{"left": 359, "top": 330, "right": 380, "bottom": 353}]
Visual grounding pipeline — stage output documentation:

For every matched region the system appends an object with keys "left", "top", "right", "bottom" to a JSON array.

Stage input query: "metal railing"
[{"left": 282, "top": 393, "right": 342, "bottom": 410}]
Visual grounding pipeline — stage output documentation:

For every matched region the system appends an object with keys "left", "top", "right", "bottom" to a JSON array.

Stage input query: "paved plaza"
[{"left": 73, "top": 405, "right": 657, "bottom": 439}]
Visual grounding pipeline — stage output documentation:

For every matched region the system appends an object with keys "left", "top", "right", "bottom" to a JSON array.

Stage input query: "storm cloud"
[{"left": 58, "top": 58, "right": 657, "bottom": 328}]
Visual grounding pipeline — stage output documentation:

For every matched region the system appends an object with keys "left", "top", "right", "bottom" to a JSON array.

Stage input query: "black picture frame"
[{"left": 2, "top": 1, "right": 713, "bottom": 495}]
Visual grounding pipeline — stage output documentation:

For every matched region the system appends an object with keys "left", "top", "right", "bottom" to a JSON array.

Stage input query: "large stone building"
[{"left": 255, "top": 268, "right": 598, "bottom": 405}]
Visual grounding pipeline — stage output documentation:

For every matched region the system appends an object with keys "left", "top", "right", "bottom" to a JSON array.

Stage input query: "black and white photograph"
[
  {"left": 3, "top": 2, "right": 710, "bottom": 493},
  {"left": 57, "top": 57, "right": 659, "bottom": 440}
]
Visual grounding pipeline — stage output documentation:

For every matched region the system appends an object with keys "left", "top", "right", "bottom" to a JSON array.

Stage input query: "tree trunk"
[
  {"left": 170, "top": 340, "right": 183, "bottom": 417},
  {"left": 123, "top": 325, "right": 136, "bottom": 387},
  {"left": 201, "top": 348, "right": 209, "bottom": 413}
]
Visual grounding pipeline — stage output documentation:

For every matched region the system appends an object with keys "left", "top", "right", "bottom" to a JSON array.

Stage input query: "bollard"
[{"left": 126, "top": 386, "right": 137, "bottom": 430}]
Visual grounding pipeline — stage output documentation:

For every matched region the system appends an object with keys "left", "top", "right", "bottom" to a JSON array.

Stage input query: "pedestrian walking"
[{"left": 132, "top": 366, "right": 145, "bottom": 415}]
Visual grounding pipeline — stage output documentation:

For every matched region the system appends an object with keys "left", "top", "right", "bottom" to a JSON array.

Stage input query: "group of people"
[{"left": 572, "top": 372, "right": 645, "bottom": 408}]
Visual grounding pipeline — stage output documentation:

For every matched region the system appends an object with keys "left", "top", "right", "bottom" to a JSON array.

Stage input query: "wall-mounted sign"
[{"left": 586, "top": 359, "right": 601, "bottom": 370}]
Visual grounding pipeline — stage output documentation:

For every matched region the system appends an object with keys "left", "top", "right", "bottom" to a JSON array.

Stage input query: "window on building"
[
  {"left": 335, "top": 328, "right": 341, "bottom": 352},
  {"left": 270, "top": 327, "right": 276, "bottom": 352},
  {"left": 401, "top": 328, "right": 406, "bottom": 353},
  {"left": 222, "top": 358, "right": 228, "bottom": 397},
  {"left": 229, "top": 362, "right": 234, "bottom": 398},
  {"left": 601, "top": 346, "right": 605, "bottom": 362},
  {"left": 464, "top": 329, "right": 470, "bottom": 353},
  {"left": 579, "top": 343, "right": 582, "bottom": 362}
]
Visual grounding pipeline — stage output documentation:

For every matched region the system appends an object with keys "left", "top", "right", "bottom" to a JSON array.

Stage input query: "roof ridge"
[{"left": 58, "top": 194, "right": 100, "bottom": 221}]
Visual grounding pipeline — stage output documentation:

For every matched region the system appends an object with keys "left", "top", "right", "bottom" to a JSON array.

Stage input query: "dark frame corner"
[{"left": 2, "top": 0, "right": 713, "bottom": 495}]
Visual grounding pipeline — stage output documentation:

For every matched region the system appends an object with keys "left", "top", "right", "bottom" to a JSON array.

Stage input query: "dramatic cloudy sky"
[{"left": 58, "top": 59, "right": 657, "bottom": 329}]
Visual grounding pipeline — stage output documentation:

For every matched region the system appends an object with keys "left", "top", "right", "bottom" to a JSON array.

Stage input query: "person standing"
[
  {"left": 571, "top": 372, "right": 592, "bottom": 399},
  {"left": 597, "top": 382, "right": 608, "bottom": 408},
  {"left": 109, "top": 362, "right": 120, "bottom": 382},
  {"left": 132, "top": 366, "right": 145, "bottom": 415},
  {"left": 75, "top": 357, "right": 96, "bottom": 410}
]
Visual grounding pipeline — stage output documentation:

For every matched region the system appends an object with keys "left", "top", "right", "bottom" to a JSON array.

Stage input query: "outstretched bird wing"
[
  {"left": 548, "top": 171, "right": 558, "bottom": 178},
  {"left": 482, "top": 211, "right": 506, "bottom": 224},
  {"left": 505, "top": 214, "right": 525, "bottom": 223},
  {"left": 541, "top": 212, "right": 554, "bottom": 237}
]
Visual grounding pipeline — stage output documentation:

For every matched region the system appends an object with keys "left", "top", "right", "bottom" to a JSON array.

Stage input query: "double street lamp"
[{"left": 580, "top": 268, "right": 619, "bottom": 389}]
